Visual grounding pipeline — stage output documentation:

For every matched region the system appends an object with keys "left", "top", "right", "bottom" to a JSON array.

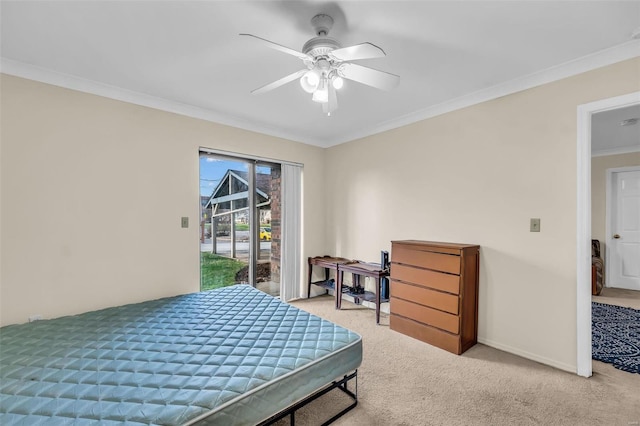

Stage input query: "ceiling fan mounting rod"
[
  {"left": 311, "top": 14, "right": 334, "bottom": 36},
  {"left": 302, "top": 14, "right": 343, "bottom": 60}
]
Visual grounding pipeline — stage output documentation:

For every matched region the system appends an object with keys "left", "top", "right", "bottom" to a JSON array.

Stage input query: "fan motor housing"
[{"left": 302, "top": 36, "right": 341, "bottom": 59}]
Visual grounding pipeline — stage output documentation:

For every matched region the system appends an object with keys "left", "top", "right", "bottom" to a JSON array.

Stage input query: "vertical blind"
[{"left": 280, "top": 163, "right": 302, "bottom": 301}]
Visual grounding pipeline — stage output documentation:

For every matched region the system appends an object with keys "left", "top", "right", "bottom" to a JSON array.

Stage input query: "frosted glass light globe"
[
  {"left": 312, "top": 87, "right": 328, "bottom": 103},
  {"left": 300, "top": 70, "right": 320, "bottom": 93},
  {"left": 332, "top": 76, "right": 344, "bottom": 90}
]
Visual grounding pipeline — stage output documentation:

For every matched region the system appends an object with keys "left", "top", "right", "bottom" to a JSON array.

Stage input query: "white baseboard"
[
  {"left": 478, "top": 336, "right": 577, "bottom": 374},
  {"left": 305, "top": 291, "right": 576, "bottom": 374}
]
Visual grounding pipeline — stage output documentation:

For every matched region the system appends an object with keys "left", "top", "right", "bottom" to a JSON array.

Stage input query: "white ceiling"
[
  {"left": 1, "top": 1, "right": 640, "bottom": 148},
  {"left": 592, "top": 105, "right": 640, "bottom": 156}
]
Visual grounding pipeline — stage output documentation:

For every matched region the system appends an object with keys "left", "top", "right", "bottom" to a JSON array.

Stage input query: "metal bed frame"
[{"left": 259, "top": 370, "right": 358, "bottom": 426}]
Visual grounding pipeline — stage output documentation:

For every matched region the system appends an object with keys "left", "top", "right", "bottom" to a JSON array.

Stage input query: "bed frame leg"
[
  {"left": 258, "top": 370, "right": 358, "bottom": 426},
  {"left": 320, "top": 372, "right": 358, "bottom": 426}
]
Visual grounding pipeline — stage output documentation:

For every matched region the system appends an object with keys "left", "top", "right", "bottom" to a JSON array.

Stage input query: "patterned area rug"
[{"left": 592, "top": 302, "right": 640, "bottom": 374}]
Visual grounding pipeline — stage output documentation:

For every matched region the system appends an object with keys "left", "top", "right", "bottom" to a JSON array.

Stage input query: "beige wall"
[
  {"left": 2, "top": 58, "right": 639, "bottom": 373},
  {"left": 325, "top": 58, "right": 640, "bottom": 372},
  {"left": 0, "top": 74, "right": 326, "bottom": 326},
  {"left": 591, "top": 152, "right": 640, "bottom": 262}
]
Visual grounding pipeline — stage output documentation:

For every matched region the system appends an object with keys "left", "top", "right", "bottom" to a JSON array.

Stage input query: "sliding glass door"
[{"left": 199, "top": 152, "right": 281, "bottom": 297}]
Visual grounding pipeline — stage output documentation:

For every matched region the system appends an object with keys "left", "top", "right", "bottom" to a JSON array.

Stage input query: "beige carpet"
[
  {"left": 281, "top": 295, "right": 640, "bottom": 426},
  {"left": 593, "top": 287, "right": 640, "bottom": 310}
]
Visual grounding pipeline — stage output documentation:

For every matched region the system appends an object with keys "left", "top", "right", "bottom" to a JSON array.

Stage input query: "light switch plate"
[
  {"left": 530, "top": 218, "right": 541, "bottom": 232},
  {"left": 181, "top": 217, "right": 189, "bottom": 228}
]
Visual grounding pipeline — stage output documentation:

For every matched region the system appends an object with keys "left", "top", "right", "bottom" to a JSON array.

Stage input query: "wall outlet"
[
  {"left": 530, "top": 218, "right": 541, "bottom": 232},
  {"left": 28, "top": 314, "right": 42, "bottom": 322},
  {"left": 181, "top": 217, "right": 189, "bottom": 228}
]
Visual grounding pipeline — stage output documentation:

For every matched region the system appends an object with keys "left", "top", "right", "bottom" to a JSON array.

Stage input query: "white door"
[{"left": 608, "top": 168, "right": 640, "bottom": 290}]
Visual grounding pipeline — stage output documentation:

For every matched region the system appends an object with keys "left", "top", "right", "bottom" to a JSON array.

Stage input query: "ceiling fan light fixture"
[
  {"left": 312, "top": 89, "right": 328, "bottom": 103},
  {"left": 300, "top": 70, "right": 320, "bottom": 93},
  {"left": 312, "top": 78, "right": 329, "bottom": 103},
  {"left": 331, "top": 75, "right": 344, "bottom": 90}
]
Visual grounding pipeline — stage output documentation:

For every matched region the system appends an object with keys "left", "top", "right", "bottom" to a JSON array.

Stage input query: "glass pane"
[{"left": 199, "top": 155, "right": 250, "bottom": 291}]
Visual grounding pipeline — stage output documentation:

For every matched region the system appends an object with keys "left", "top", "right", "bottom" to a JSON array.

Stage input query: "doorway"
[
  {"left": 606, "top": 167, "right": 640, "bottom": 291},
  {"left": 577, "top": 91, "right": 640, "bottom": 377},
  {"left": 199, "top": 152, "right": 282, "bottom": 297}
]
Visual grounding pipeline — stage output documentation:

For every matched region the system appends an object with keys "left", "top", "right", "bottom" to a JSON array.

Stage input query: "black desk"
[
  {"left": 337, "top": 261, "right": 389, "bottom": 324},
  {"left": 307, "top": 256, "right": 353, "bottom": 308}
]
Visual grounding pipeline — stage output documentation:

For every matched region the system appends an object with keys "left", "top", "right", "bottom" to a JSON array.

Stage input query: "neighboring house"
[
  {"left": 203, "top": 169, "right": 272, "bottom": 232},
  {"left": 204, "top": 170, "right": 271, "bottom": 218}
]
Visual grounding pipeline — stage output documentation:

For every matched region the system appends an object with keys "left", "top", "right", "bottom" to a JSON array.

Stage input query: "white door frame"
[
  {"left": 606, "top": 166, "right": 640, "bottom": 290},
  {"left": 576, "top": 91, "right": 640, "bottom": 377}
]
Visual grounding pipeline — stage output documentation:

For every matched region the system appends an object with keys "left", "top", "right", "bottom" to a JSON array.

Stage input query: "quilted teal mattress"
[{"left": 0, "top": 285, "right": 362, "bottom": 425}]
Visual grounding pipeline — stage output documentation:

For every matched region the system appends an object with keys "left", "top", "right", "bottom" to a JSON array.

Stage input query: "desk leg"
[
  {"left": 353, "top": 275, "right": 362, "bottom": 305},
  {"left": 375, "top": 278, "right": 381, "bottom": 325},
  {"left": 307, "top": 263, "right": 313, "bottom": 298},
  {"left": 336, "top": 271, "right": 343, "bottom": 310}
]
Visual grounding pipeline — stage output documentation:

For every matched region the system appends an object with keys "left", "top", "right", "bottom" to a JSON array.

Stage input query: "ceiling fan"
[{"left": 240, "top": 13, "right": 400, "bottom": 116}]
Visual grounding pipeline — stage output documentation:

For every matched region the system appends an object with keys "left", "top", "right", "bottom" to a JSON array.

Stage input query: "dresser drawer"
[
  {"left": 391, "top": 244, "right": 460, "bottom": 274},
  {"left": 391, "top": 263, "right": 460, "bottom": 294},
  {"left": 390, "top": 297, "right": 459, "bottom": 334},
  {"left": 390, "top": 314, "right": 461, "bottom": 354},
  {"left": 391, "top": 281, "right": 459, "bottom": 315}
]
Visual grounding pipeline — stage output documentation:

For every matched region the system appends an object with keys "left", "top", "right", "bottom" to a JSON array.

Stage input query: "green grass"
[{"left": 200, "top": 252, "right": 246, "bottom": 291}]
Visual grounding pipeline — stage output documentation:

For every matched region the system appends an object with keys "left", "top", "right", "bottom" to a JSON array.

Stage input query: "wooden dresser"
[{"left": 390, "top": 240, "right": 480, "bottom": 355}]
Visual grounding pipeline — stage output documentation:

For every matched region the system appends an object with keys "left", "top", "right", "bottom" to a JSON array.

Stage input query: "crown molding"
[
  {"left": 2, "top": 39, "right": 639, "bottom": 149},
  {"left": 592, "top": 145, "right": 640, "bottom": 157},
  {"left": 325, "top": 39, "right": 640, "bottom": 147},
  {"left": 0, "top": 58, "right": 324, "bottom": 147}
]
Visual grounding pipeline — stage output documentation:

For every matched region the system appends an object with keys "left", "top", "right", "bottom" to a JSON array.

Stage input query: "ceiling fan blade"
[
  {"left": 251, "top": 69, "right": 308, "bottom": 95},
  {"left": 240, "top": 33, "right": 312, "bottom": 61},
  {"left": 338, "top": 63, "right": 400, "bottom": 91},
  {"left": 325, "top": 83, "right": 338, "bottom": 115},
  {"left": 330, "top": 42, "right": 386, "bottom": 61}
]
